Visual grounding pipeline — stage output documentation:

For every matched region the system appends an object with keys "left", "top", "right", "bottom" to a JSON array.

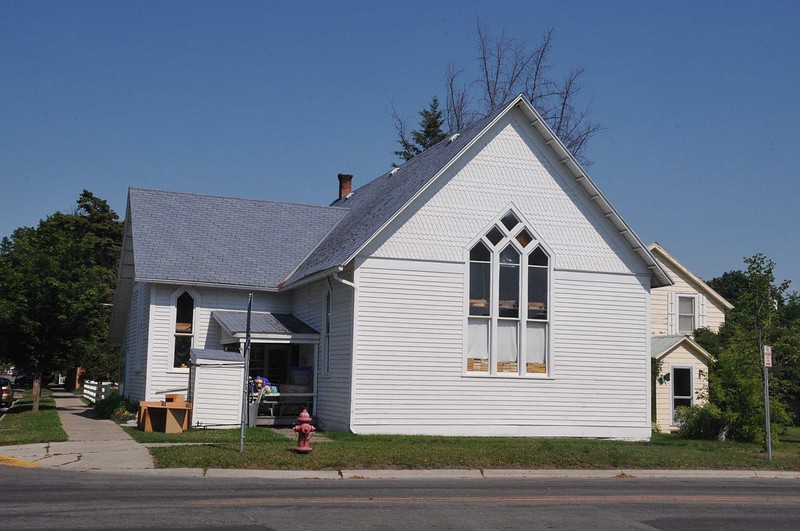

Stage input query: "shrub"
[
  {"left": 94, "top": 389, "right": 137, "bottom": 422},
  {"left": 676, "top": 403, "right": 729, "bottom": 440}
]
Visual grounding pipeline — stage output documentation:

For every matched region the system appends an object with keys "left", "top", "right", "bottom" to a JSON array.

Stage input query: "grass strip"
[
  {"left": 145, "top": 427, "right": 800, "bottom": 471},
  {"left": 123, "top": 426, "right": 288, "bottom": 444},
  {"left": 0, "top": 389, "right": 68, "bottom": 445}
]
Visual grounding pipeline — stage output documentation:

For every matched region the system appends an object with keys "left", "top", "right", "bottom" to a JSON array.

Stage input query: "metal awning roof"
[{"left": 212, "top": 311, "right": 319, "bottom": 342}]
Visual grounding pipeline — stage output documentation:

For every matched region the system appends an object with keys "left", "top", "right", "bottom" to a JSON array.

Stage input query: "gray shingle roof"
[
  {"left": 129, "top": 188, "right": 348, "bottom": 289},
  {"left": 121, "top": 95, "right": 668, "bottom": 294},
  {"left": 213, "top": 311, "right": 318, "bottom": 336},
  {"left": 283, "top": 107, "right": 505, "bottom": 286}
]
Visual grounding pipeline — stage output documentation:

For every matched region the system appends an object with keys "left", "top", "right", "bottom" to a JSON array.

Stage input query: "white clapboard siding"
[
  {"left": 364, "top": 107, "right": 647, "bottom": 279},
  {"left": 351, "top": 259, "right": 650, "bottom": 439},
  {"left": 291, "top": 278, "right": 354, "bottom": 431},
  {"left": 145, "top": 284, "right": 291, "bottom": 401},
  {"left": 189, "top": 364, "right": 244, "bottom": 428},
  {"left": 123, "top": 283, "right": 147, "bottom": 401}
]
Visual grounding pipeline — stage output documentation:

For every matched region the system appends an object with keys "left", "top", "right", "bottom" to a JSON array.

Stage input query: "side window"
[
  {"left": 465, "top": 210, "right": 551, "bottom": 376},
  {"left": 678, "top": 296, "right": 695, "bottom": 335},
  {"left": 173, "top": 292, "right": 194, "bottom": 368}
]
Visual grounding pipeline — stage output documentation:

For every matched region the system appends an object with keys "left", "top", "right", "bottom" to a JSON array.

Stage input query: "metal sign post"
[
  {"left": 239, "top": 293, "right": 253, "bottom": 453},
  {"left": 763, "top": 345, "right": 772, "bottom": 460}
]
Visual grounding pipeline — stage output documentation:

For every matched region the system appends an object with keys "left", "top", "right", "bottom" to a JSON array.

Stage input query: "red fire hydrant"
[{"left": 293, "top": 408, "right": 316, "bottom": 453}]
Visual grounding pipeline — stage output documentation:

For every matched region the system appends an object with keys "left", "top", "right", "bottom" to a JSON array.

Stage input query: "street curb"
[
  {"left": 0, "top": 454, "right": 40, "bottom": 468},
  {"left": 341, "top": 469, "right": 484, "bottom": 480},
  {"left": 205, "top": 469, "right": 342, "bottom": 479},
  {"left": 4, "top": 463, "right": 800, "bottom": 480}
]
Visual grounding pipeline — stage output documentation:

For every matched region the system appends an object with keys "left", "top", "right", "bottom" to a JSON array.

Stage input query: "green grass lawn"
[
  {"left": 0, "top": 389, "right": 68, "bottom": 445},
  {"left": 144, "top": 426, "right": 800, "bottom": 471}
]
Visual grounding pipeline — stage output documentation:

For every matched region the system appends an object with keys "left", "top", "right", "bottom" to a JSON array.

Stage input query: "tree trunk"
[{"left": 31, "top": 372, "right": 41, "bottom": 412}]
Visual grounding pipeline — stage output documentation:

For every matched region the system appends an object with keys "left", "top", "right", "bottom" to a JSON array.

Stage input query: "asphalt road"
[{"left": 1, "top": 467, "right": 799, "bottom": 530}]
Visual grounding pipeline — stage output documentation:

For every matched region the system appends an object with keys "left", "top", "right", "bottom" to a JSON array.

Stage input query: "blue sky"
[{"left": 2, "top": 1, "right": 798, "bottom": 289}]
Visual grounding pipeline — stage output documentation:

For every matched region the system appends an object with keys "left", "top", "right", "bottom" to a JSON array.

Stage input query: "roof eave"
[
  {"left": 335, "top": 98, "right": 520, "bottom": 272},
  {"left": 279, "top": 265, "right": 341, "bottom": 291},
  {"left": 330, "top": 94, "right": 672, "bottom": 289},
  {"left": 648, "top": 243, "right": 734, "bottom": 310},
  {"left": 136, "top": 277, "right": 281, "bottom": 292},
  {"left": 515, "top": 98, "right": 673, "bottom": 288},
  {"left": 229, "top": 333, "right": 319, "bottom": 343},
  {"left": 652, "top": 335, "right": 712, "bottom": 361}
]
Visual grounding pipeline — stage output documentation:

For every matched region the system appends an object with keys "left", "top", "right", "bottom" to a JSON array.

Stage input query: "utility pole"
[{"left": 239, "top": 293, "right": 253, "bottom": 453}]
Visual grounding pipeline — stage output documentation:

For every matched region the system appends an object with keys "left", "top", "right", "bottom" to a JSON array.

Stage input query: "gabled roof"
[
  {"left": 282, "top": 109, "right": 503, "bottom": 287},
  {"left": 285, "top": 94, "right": 671, "bottom": 288},
  {"left": 648, "top": 243, "right": 734, "bottom": 310},
  {"left": 651, "top": 334, "right": 711, "bottom": 361},
  {"left": 127, "top": 188, "right": 347, "bottom": 289},
  {"left": 111, "top": 94, "right": 673, "bottom": 342}
]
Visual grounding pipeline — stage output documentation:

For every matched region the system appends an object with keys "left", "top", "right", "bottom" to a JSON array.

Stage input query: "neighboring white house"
[
  {"left": 110, "top": 94, "right": 673, "bottom": 440},
  {"left": 648, "top": 243, "right": 733, "bottom": 431}
]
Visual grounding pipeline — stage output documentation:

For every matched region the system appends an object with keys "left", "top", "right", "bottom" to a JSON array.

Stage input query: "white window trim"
[
  {"left": 320, "top": 286, "right": 332, "bottom": 376},
  {"left": 167, "top": 286, "right": 200, "bottom": 374},
  {"left": 677, "top": 294, "right": 697, "bottom": 335},
  {"left": 463, "top": 207, "right": 554, "bottom": 378},
  {"left": 670, "top": 364, "right": 694, "bottom": 425}
]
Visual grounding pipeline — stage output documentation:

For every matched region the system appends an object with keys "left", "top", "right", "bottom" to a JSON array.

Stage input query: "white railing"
[{"left": 83, "top": 380, "right": 116, "bottom": 403}]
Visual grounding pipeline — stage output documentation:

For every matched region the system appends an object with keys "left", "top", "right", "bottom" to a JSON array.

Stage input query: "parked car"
[
  {"left": 0, "top": 377, "right": 13, "bottom": 409},
  {"left": 13, "top": 371, "right": 54, "bottom": 388}
]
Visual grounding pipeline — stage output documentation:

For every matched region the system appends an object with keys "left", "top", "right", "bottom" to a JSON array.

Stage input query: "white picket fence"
[{"left": 83, "top": 380, "right": 116, "bottom": 403}]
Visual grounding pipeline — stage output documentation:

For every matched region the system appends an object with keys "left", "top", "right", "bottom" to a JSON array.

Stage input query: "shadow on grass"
[{"left": 5, "top": 403, "right": 60, "bottom": 415}]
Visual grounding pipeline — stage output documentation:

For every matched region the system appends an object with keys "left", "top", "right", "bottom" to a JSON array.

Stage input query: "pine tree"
[{"left": 393, "top": 96, "right": 448, "bottom": 164}]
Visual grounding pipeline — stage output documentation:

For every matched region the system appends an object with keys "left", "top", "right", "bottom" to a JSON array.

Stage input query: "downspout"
[
  {"left": 332, "top": 269, "right": 358, "bottom": 433},
  {"left": 333, "top": 270, "right": 356, "bottom": 290}
]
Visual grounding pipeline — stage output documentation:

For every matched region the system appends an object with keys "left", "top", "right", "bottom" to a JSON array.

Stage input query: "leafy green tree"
[
  {"left": 0, "top": 191, "right": 122, "bottom": 410},
  {"left": 393, "top": 96, "right": 448, "bottom": 164},
  {"left": 698, "top": 254, "right": 795, "bottom": 442}
]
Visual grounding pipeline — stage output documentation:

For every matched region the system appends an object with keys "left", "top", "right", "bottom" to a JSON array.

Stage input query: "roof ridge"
[{"left": 129, "top": 186, "right": 349, "bottom": 212}]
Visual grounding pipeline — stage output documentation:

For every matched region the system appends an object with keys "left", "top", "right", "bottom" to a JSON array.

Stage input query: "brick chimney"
[{"left": 337, "top": 173, "right": 353, "bottom": 200}]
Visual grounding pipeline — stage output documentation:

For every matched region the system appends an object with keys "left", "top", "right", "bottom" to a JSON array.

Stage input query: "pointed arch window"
[
  {"left": 466, "top": 211, "right": 550, "bottom": 376},
  {"left": 173, "top": 292, "right": 194, "bottom": 368}
]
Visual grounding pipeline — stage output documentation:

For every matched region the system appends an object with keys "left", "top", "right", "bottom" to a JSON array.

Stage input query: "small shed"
[{"left": 188, "top": 349, "right": 245, "bottom": 429}]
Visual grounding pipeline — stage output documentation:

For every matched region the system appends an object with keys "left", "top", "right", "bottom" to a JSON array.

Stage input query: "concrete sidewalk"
[{"left": 0, "top": 389, "right": 154, "bottom": 471}]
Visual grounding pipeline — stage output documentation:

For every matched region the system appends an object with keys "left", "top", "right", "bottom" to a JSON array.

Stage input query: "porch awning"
[
  {"left": 190, "top": 348, "right": 245, "bottom": 366},
  {"left": 212, "top": 311, "right": 319, "bottom": 343},
  {"left": 651, "top": 335, "right": 711, "bottom": 361}
]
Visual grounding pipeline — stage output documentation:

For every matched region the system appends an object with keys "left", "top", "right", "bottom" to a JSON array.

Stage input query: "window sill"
[{"left": 462, "top": 372, "right": 554, "bottom": 380}]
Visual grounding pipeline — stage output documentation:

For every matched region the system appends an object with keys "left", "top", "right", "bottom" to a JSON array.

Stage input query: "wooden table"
[{"left": 256, "top": 393, "right": 314, "bottom": 426}]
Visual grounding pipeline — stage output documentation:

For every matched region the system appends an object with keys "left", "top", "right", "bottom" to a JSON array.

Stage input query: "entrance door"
[{"left": 671, "top": 366, "right": 693, "bottom": 424}]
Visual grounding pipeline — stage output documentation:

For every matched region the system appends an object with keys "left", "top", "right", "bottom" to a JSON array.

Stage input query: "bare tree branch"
[
  {"left": 445, "top": 64, "right": 470, "bottom": 132},
  {"left": 448, "top": 23, "right": 603, "bottom": 165}
]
